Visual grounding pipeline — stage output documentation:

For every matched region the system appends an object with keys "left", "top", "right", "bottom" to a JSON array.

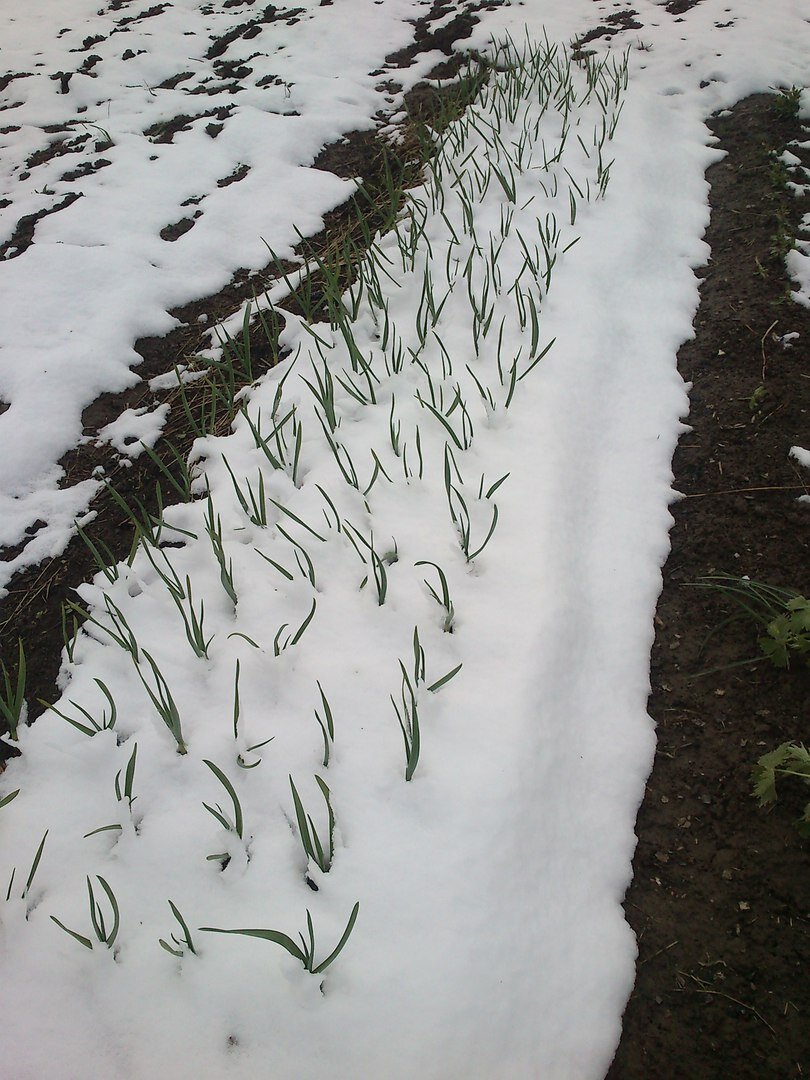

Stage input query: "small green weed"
[
  {"left": 752, "top": 742, "right": 810, "bottom": 838},
  {"left": 766, "top": 152, "right": 790, "bottom": 192},
  {"left": 748, "top": 384, "right": 767, "bottom": 411},
  {"left": 770, "top": 209, "right": 794, "bottom": 262},
  {"left": 759, "top": 595, "right": 810, "bottom": 669},
  {"left": 694, "top": 575, "right": 810, "bottom": 672},
  {"left": 771, "top": 85, "right": 802, "bottom": 119}
]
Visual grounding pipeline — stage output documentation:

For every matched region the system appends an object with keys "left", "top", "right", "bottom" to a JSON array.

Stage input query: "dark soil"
[
  {"left": 666, "top": 0, "right": 706, "bottom": 15},
  {"left": 383, "top": 0, "right": 499, "bottom": 71},
  {"left": 575, "top": 10, "right": 643, "bottom": 49},
  {"left": 0, "top": 191, "right": 83, "bottom": 261},
  {"left": 607, "top": 95, "right": 810, "bottom": 1079}
]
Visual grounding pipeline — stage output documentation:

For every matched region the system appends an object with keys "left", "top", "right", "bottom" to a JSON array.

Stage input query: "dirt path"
[{"left": 608, "top": 93, "right": 809, "bottom": 1079}]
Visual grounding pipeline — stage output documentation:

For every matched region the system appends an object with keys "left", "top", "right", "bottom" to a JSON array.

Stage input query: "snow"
[
  {"left": 0, "top": 0, "right": 452, "bottom": 590},
  {"left": 786, "top": 226, "right": 810, "bottom": 307},
  {"left": 97, "top": 403, "right": 171, "bottom": 458},
  {"left": 793, "top": 445, "right": 810, "bottom": 506},
  {"left": 1, "top": 1, "right": 810, "bottom": 1078}
]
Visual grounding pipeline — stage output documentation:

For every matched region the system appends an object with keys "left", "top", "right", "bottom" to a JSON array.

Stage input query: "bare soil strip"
[{"left": 608, "top": 94, "right": 809, "bottom": 1080}]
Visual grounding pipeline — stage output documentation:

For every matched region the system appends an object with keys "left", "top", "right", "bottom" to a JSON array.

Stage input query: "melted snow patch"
[{"left": 97, "top": 403, "right": 170, "bottom": 458}]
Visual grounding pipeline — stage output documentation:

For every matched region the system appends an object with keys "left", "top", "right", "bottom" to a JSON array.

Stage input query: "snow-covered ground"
[
  {"left": 1, "top": 1, "right": 809, "bottom": 1077},
  {"left": 0, "top": 0, "right": 461, "bottom": 590}
]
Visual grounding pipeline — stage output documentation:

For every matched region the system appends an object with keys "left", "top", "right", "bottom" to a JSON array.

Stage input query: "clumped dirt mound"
[{"left": 608, "top": 94, "right": 810, "bottom": 1080}]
